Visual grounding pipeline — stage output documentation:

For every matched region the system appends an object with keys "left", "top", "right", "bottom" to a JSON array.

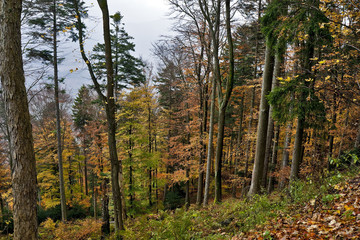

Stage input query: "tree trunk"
[
  {"left": 101, "top": 179, "right": 110, "bottom": 236},
  {"left": 248, "top": 40, "right": 275, "bottom": 197},
  {"left": 290, "top": 116, "right": 305, "bottom": 182},
  {"left": 243, "top": 0, "right": 261, "bottom": 186},
  {"left": 267, "top": 124, "right": 280, "bottom": 193},
  {"left": 196, "top": 85, "right": 207, "bottom": 205},
  {"left": 262, "top": 49, "right": 283, "bottom": 188},
  {"left": 214, "top": 106, "right": 226, "bottom": 202},
  {"left": 327, "top": 99, "right": 336, "bottom": 169},
  {"left": 84, "top": 150, "right": 88, "bottom": 196},
  {"left": 244, "top": 87, "right": 256, "bottom": 179},
  {"left": 128, "top": 126, "right": 134, "bottom": 211},
  {"left": 53, "top": 0, "right": 67, "bottom": 222},
  {"left": 337, "top": 109, "right": 349, "bottom": 158},
  {"left": 279, "top": 119, "right": 293, "bottom": 189},
  {"left": 232, "top": 98, "right": 244, "bottom": 198},
  {"left": 290, "top": 25, "right": 315, "bottom": 184},
  {"left": 0, "top": 0, "right": 38, "bottom": 238},
  {"left": 97, "top": 0, "right": 124, "bottom": 232},
  {"left": 148, "top": 103, "right": 153, "bottom": 207},
  {"left": 203, "top": 77, "right": 216, "bottom": 206},
  {"left": 68, "top": 156, "right": 73, "bottom": 196},
  {"left": 214, "top": 0, "right": 235, "bottom": 203},
  {"left": 92, "top": 173, "right": 97, "bottom": 219}
]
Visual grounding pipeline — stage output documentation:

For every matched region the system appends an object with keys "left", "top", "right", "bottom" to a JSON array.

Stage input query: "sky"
[{"left": 59, "top": 0, "right": 173, "bottom": 96}]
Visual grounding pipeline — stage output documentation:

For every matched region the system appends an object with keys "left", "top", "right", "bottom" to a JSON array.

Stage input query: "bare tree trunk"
[
  {"left": 92, "top": 173, "right": 97, "bottom": 219},
  {"left": 185, "top": 106, "right": 191, "bottom": 208},
  {"left": 262, "top": 48, "right": 283, "bottom": 188},
  {"left": 196, "top": 88, "right": 207, "bottom": 205},
  {"left": 53, "top": 0, "right": 67, "bottom": 222},
  {"left": 148, "top": 103, "right": 153, "bottom": 207},
  {"left": 267, "top": 124, "right": 280, "bottom": 193},
  {"left": 248, "top": 40, "right": 275, "bottom": 197},
  {"left": 101, "top": 179, "right": 110, "bottom": 237},
  {"left": 290, "top": 115, "right": 305, "bottom": 183},
  {"left": 214, "top": 106, "right": 226, "bottom": 202},
  {"left": 243, "top": 0, "right": 261, "bottom": 189},
  {"left": 214, "top": 0, "right": 235, "bottom": 203},
  {"left": 0, "top": 0, "right": 38, "bottom": 238},
  {"left": 244, "top": 87, "right": 256, "bottom": 179},
  {"left": 203, "top": 78, "right": 216, "bottom": 206},
  {"left": 337, "top": 109, "right": 349, "bottom": 158},
  {"left": 279, "top": 120, "right": 292, "bottom": 189},
  {"left": 232, "top": 98, "right": 244, "bottom": 198},
  {"left": 84, "top": 150, "right": 88, "bottom": 196},
  {"left": 327, "top": 97, "right": 336, "bottom": 169}
]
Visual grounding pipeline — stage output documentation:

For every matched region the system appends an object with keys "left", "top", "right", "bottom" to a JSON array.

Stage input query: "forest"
[{"left": 1, "top": 0, "right": 360, "bottom": 239}]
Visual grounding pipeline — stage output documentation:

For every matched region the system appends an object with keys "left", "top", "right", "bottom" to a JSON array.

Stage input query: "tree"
[
  {"left": 72, "top": 0, "right": 125, "bottom": 234},
  {"left": 0, "top": 0, "right": 38, "bottom": 238},
  {"left": 72, "top": 85, "right": 95, "bottom": 196},
  {"left": 247, "top": 0, "right": 276, "bottom": 196},
  {"left": 25, "top": 0, "right": 82, "bottom": 221},
  {"left": 91, "top": 12, "right": 145, "bottom": 100}
]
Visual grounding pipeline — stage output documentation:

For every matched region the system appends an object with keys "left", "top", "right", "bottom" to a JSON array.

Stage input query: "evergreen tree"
[{"left": 92, "top": 12, "right": 145, "bottom": 98}]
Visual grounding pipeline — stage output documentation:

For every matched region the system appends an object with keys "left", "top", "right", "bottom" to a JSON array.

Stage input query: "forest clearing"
[{"left": 0, "top": 0, "right": 360, "bottom": 239}]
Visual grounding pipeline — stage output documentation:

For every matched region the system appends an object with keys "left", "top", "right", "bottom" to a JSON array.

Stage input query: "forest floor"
[
  {"left": 235, "top": 173, "right": 360, "bottom": 239},
  {"left": 1, "top": 168, "right": 360, "bottom": 240},
  {"left": 121, "top": 167, "right": 360, "bottom": 239}
]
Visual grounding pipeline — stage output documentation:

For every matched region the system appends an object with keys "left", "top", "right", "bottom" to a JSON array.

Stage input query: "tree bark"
[
  {"left": 279, "top": 119, "right": 293, "bottom": 189},
  {"left": 0, "top": 0, "right": 38, "bottom": 238},
  {"left": 214, "top": 0, "right": 235, "bottom": 203},
  {"left": 248, "top": 40, "right": 275, "bottom": 197},
  {"left": 337, "top": 109, "right": 349, "bottom": 158},
  {"left": 262, "top": 48, "right": 283, "bottom": 188},
  {"left": 53, "top": 0, "right": 67, "bottom": 222},
  {"left": 290, "top": 116, "right": 305, "bottom": 182},
  {"left": 196, "top": 87, "right": 207, "bottom": 205},
  {"left": 232, "top": 98, "right": 244, "bottom": 198},
  {"left": 101, "top": 179, "right": 110, "bottom": 236},
  {"left": 267, "top": 124, "right": 280, "bottom": 193},
  {"left": 199, "top": 0, "right": 221, "bottom": 206},
  {"left": 203, "top": 77, "right": 216, "bottom": 206}
]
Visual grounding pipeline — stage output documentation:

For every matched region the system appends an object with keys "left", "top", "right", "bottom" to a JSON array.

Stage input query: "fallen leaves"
[{"left": 234, "top": 175, "right": 360, "bottom": 239}]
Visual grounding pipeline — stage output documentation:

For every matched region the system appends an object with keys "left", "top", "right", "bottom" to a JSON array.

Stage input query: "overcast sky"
[{"left": 58, "top": 0, "right": 173, "bottom": 95}]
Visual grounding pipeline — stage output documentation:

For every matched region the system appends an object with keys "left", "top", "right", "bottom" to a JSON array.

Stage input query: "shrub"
[{"left": 39, "top": 218, "right": 101, "bottom": 240}]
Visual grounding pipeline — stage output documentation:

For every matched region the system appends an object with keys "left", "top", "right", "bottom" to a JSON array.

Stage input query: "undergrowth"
[
  {"left": 122, "top": 167, "right": 359, "bottom": 240},
  {"left": 1, "top": 167, "right": 358, "bottom": 240}
]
